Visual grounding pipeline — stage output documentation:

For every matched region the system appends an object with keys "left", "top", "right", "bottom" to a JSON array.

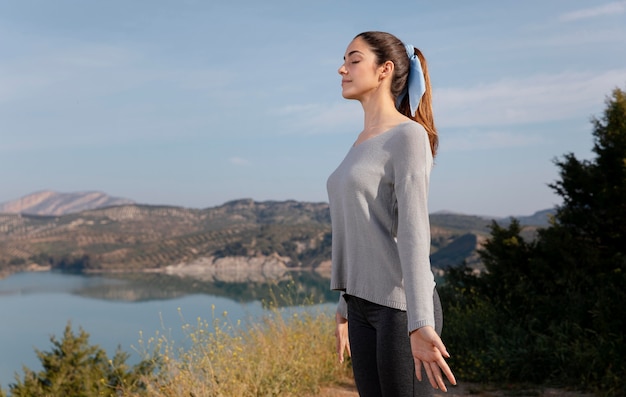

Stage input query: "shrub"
[
  {"left": 8, "top": 323, "right": 154, "bottom": 397},
  {"left": 133, "top": 305, "right": 350, "bottom": 397}
]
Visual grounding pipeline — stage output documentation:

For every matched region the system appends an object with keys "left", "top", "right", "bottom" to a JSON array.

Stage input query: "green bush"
[
  {"left": 440, "top": 87, "right": 626, "bottom": 396},
  {"left": 7, "top": 323, "right": 154, "bottom": 397}
]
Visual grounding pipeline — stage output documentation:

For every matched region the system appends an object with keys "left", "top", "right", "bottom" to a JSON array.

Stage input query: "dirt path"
[{"left": 315, "top": 380, "right": 593, "bottom": 396}]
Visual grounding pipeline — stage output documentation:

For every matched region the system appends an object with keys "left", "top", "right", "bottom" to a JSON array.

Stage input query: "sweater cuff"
[
  {"left": 408, "top": 319, "right": 435, "bottom": 335},
  {"left": 337, "top": 292, "right": 348, "bottom": 319}
]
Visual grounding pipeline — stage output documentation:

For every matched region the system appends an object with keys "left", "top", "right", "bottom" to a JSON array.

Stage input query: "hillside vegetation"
[
  {"left": 0, "top": 200, "right": 329, "bottom": 274},
  {"left": 0, "top": 197, "right": 549, "bottom": 279}
]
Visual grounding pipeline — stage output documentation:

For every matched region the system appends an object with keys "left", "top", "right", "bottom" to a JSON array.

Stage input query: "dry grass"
[
  {"left": 127, "top": 301, "right": 352, "bottom": 397},
  {"left": 117, "top": 283, "right": 594, "bottom": 397}
]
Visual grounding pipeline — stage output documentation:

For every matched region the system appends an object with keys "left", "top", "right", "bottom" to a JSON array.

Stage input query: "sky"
[{"left": 1, "top": 1, "right": 625, "bottom": 217}]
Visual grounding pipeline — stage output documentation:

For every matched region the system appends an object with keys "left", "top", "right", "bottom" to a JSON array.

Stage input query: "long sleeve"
[
  {"left": 327, "top": 121, "right": 436, "bottom": 334},
  {"left": 393, "top": 128, "right": 435, "bottom": 332}
]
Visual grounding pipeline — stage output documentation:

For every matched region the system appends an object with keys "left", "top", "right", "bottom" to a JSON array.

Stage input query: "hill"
[
  {"left": 0, "top": 191, "right": 134, "bottom": 216},
  {"left": 0, "top": 199, "right": 330, "bottom": 279},
  {"left": 0, "top": 193, "right": 553, "bottom": 280}
]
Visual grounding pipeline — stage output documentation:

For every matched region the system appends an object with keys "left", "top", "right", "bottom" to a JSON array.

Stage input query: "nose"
[{"left": 338, "top": 64, "right": 347, "bottom": 75}]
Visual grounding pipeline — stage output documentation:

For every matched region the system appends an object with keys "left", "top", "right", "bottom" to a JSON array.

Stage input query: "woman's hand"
[
  {"left": 335, "top": 311, "right": 351, "bottom": 363},
  {"left": 410, "top": 325, "right": 456, "bottom": 392}
]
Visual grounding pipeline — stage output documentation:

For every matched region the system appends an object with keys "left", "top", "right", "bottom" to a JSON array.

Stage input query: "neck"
[{"left": 360, "top": 93, "right": 404, "bottom": 130}]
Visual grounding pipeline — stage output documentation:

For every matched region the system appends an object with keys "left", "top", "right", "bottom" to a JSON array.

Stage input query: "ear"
[{"left": 379, "top": 60, "right": 394, "bottom": 80}]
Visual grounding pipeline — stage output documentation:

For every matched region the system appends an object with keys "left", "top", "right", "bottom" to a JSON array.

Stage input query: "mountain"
[
  {"left": 0, "top": 199, "right": 331, "bottom": 279},
  {"left": 0, "top": 194, "right": 553, "bottom": 280},
  {"left": 512, "top": 208, "right": 555, "bottom": 227},
  {"left": 0, "top": 191, "right": 555, "bottom": 279},
  {"left": 0, "top": 191, "right": 134, "bottom": 216},
  {"left": 431, "top": 208, "right": 556, "bottom": 229}
]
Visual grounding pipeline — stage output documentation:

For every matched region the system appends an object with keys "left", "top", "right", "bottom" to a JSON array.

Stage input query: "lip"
[{"left": 341, "top": 79, "right": 351, "bottom": 86}]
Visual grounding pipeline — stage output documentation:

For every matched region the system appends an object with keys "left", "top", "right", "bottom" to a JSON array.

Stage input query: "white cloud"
[
  {"left": 273, "top": 104, "right": 322, "bottom": 115},
  {"left": 435, "top": 69, "right": 626, "bottom": 128},
  {"left": 0, "top": 44, "right": 141, "bottom": 104},
  {"left": 273, "top": 68, "right": 626, "bottom": 141},
  {"left": 229, "top": 157, "right": 251, "bottom": 166},
  {"left": 0, "top": 37, "right": 241, "bottom": 149},
  {"left": 441, "top": 129, "right": 545, "bottom": 152},
  {"left": 0, "top": 33, "right": 234, "bottom": 106},
  {"left": 272, "top": 101, "right": 361, "bottom": 134},
  {"left": 559, "top": 1, "right": 626, "bottom": 22},
  {"left": 307, "top": 102, "right": 362, "bottom": 130}
]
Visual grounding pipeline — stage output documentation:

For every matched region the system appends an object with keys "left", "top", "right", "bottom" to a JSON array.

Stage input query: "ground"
[{"left": 314, "top": 380, "right": 594, "bottom": 396}]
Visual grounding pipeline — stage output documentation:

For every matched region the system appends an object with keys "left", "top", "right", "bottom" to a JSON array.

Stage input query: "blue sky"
[{"left": 1, "top": 0, "right": 625, "bottom": 217}]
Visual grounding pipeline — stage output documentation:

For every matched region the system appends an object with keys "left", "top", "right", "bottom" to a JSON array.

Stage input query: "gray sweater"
[{"left": 327, "top": 121, "right": 436, "bottom": 332}]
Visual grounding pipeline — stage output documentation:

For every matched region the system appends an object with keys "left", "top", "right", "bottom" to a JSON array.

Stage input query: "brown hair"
[{"left": 355, "top": 31, "right": 438, "bottom": 157}]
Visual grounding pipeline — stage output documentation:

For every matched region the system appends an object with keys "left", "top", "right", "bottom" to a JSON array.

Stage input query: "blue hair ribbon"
[{"left": 395, "top": 44, "right": 426, "bottom": 117}]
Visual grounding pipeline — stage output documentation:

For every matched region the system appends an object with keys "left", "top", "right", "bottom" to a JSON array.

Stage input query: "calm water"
[{"left": 0, "top": 271, "right": 337, "bottom": 388}]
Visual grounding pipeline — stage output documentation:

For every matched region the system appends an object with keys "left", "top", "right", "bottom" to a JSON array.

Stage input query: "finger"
[
  {"left": 430, "top": 362, "right": 447, "bottom": 392},
  {"left": 433, "top": 338, "right": 451, "bottom": 359},
  {"left": 422, "top": 359, "right": 438, "bottom": 389},
  {"left": 414, "top": 359, "right": 423, "bottom": 381},
  {"left": 346, "top": 341, "right": 351, "bottom": 358},
  {"left": 336, "top": 337, "right": 343, "bottom": 363},
  {"left": 438, "top": 357, "right": 457, "bottom": 385}
]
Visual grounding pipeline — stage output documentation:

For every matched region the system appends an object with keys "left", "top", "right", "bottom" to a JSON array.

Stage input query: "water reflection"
[
  {"left": 0, "top": 270, "right": 339, "bottom": 306},
  {"left": 0, "top": 271, "right": 338, "bottom": 387}
]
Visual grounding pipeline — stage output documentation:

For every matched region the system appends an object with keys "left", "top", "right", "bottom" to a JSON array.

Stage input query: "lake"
[{"left": 0, "top": 271, "right": 338, "bottom": 388}]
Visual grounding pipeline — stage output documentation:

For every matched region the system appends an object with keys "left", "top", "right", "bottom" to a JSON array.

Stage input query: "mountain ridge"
[
  {"left": 1, "top": 191, "right": 554, "bottom": 225},
  {"left": 0, "top": 191, "right": 554, "bottom": 280},
  {"left": 0, "top": 190, "right": 134, "bottom": 216}
]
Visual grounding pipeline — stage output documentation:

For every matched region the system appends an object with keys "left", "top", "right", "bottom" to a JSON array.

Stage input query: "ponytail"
[{"left": 397, "top": 48, "right": 438, "bottom": 157}]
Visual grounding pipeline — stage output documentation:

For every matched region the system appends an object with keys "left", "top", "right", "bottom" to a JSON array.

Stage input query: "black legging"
[{"left": 345, "top": 290, "right": 443, "bottom": 397}]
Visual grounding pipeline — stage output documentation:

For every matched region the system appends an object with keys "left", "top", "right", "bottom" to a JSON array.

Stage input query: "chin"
[{"left": 341, "top": 91, "right": 358, "bottom": 100}]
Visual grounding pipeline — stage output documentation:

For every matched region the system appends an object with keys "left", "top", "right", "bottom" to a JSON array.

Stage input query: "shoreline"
[{"left": 0, "top": 256, "right": 332, "bottom": 282}]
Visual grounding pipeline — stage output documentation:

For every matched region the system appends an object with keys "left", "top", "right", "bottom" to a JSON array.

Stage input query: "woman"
[{"left": 326, "top": 31, "right": 456, "bottom": 396}]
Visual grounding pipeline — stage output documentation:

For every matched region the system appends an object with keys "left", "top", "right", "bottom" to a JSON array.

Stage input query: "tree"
[
  {"left": 536, "top": 87, "right": 626, "bottom": 393},
  {"left": 440, "top": 87, "right": 626, "bottom": 395},
  {"left": 549, "top": 87, "right": 626, "bottom": 269},
  {"left": 9, "top": 322, "right": 154, "bottom": 397}
]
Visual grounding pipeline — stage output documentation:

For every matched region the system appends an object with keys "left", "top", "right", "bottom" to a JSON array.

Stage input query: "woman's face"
[{"left": 338, "top": 37, "right": 384, "bottom": 101}]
